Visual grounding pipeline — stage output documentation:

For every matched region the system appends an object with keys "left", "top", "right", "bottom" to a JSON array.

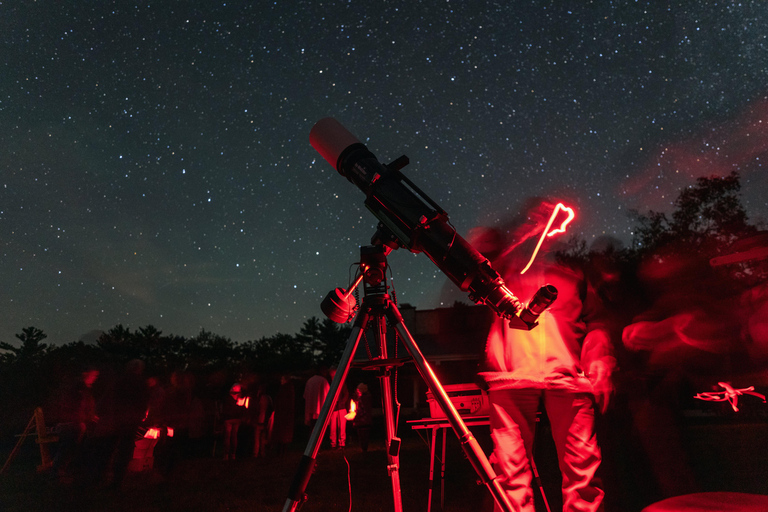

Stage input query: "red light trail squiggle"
[{"left": 520, "top": 203, "right": 575, "bottom": 275}]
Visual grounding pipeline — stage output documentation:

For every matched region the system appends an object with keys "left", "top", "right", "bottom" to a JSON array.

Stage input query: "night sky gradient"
[{"left": 2, "top": 1, "right": 767, "bottom": 345}]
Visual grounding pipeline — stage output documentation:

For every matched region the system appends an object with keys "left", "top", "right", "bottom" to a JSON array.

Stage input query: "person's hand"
[{"left": 588, "top": 360, "right": 613, "bottom": 414}]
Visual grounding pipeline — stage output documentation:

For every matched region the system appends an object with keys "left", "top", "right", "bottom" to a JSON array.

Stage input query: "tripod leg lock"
[
  {"left": 388, "top": 437, "right": 401, "bottom": 457},
  {"left": 457, "top": 433, "right": 498, "bottom": 486}
]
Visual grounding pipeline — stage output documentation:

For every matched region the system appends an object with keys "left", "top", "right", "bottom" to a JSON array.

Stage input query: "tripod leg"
[
  {"left": 427, "top": 428, "right": 437, "bottom": 512},
  {"left": 371, "top": 313, "right": 403, "bottom": 512},
  {"left": 282, "top": 310, "right": 369, "bottom": 512},
  {"left": 1, "top": 415, "right": 35, "bottom": 475},
  {"left": 386, "top": 305, "right": 516, "bottom": 512},
  {"left": 531, "top": 413, "right": 552, "bottom": 512}
]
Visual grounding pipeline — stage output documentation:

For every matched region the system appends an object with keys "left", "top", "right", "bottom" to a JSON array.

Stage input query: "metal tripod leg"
[
  {"left": 386, "top": 303, "right": 516, "bottom": 512},
  {"left": 531, "top": 413, "right": 552, "bottom": 512},
  {"left": 283, "top": 292, "right": 516, "bottom": 512},
  {"left": 283, "top": 295, "right": 406, "bottom": 512},
  {"left": 370, "top": 303, "right": 403, "bottom": 510},
  {"left": 283, "top": 308, "right": 370, "bottom": 512}
]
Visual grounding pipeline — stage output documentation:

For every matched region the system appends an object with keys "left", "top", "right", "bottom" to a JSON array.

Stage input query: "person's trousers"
[
  {"left": 329, "top": 409, "right": 347, "bottom": 447},
  {"left": 488, "top": 388, "right": 604, "bottom": 512}
]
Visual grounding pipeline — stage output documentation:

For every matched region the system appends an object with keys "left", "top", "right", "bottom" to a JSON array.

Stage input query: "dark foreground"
[
  {"left": 2, "top": 415, "right": 768, "bottom": 512},
  {"left": 3, "top": 429, "right": 493, "bottom": 512}
]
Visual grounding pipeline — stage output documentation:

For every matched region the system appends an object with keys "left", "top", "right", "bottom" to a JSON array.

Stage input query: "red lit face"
[{"left": 82, "top": 370, "right": 99, "bottom": 387}]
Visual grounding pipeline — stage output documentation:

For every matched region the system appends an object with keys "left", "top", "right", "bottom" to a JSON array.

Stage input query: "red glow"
[
  {"left": 167, "top": 427, "right": 174, "bottom": 438},
  {"left": 521, "top": 203, "right": 576, "bottom": 274},
  {"left": 619, "top": 98, "right": 768, "bottom": 212},
  {"left": 144, "top": 427, "right": 160, "bottom": 439}
]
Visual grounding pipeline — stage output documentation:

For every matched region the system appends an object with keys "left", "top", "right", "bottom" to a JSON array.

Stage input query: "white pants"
[
  {"left": 488, "top": 389, "right": 604, "bottom": 512},
  {"left": 329, "top": 409, "right": 347, "bottom": 447}
]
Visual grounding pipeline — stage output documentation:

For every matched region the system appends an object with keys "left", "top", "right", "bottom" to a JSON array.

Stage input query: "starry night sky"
[{"left": 2, "top": 1, "right": 767, "bottom": 345}]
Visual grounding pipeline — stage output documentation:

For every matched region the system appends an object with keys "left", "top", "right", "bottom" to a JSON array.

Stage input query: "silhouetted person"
[
  {"left": 271, "top": 374, "right": 296, "bottom": 455},
  {"left": 303, "top": 368, "right": 330, "bottom": 437},
  {"left": 155, "top": 371, "right": 195, "bottom": 474},
  {"left": 51, "top": 366, "right": 100, "bottom": 483},
  {"left": 221, "top": 381, "right": 247, "bottom": 460},
  {"left": 351, "top": 383, "right": 373, "bottom": 452},
  {"left": 185, "top": 373, "right": 206, "bottom": 458},
  {"left": 249, "top": 379, "right": 274, "bottom": 458},
  {"left": 144, "top": 375, "right": 167, "bottom": 427},
  {"left": 93, "top": 359, "right": 149, "bottom": 488}
]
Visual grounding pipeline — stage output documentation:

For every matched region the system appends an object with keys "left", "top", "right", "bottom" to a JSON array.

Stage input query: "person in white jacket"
[{"left": 475, "top": 199, "right": 615, "bottom": 512}]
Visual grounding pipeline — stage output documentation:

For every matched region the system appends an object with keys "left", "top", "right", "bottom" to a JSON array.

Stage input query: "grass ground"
[
  {"left": 2, "top": 414, "right": 768, "bottom": 512},
  {"left": 1, "top": 426, "right": 496, "bottom": 512}
]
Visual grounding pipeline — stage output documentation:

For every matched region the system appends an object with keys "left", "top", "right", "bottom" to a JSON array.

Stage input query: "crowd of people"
[{"left": 43, "top": 360, "right": 374, "bottom": 488}]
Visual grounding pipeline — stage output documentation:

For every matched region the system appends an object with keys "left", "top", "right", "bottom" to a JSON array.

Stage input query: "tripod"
[{"left": 283, "top": 245, "right": 515, "bottom": 512}]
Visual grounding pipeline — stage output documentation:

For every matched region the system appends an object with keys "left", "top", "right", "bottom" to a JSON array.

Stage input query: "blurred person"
[
  {"left": 221, "top": 381, "right": 248, "bottom": 460},
  {"left": 351, "top": 383, "right": 373, "bottom": 452},
  {"left": 144, "top": 375, "right": 166, "bottom": 427},
  {"left": 271, "top": 374, "right": 296, "bottom": 455},
  {"left": 166, "top": 372, "right": 194, "bottom": 448},
  {"left": 622, "top": 243, "right": 738, "bottom": 364},
  {"left": 721, "top": 231, "right": 768, "bottom": 363},
  {"left": 92, "top": 359, "right": 149, "bottom": 489},
  {"left": 185, "top": 373, "right": 207, "bottom": 458},
  {"left": 303, "top": 367, "right": 330, "bottom": 435},
  {"left": 249, "top": 378, "right": 274, "bottom": 458},
  {"left": 621, "top": 242, "right": 744, "bottom": 499},
  {"left": 155, "top": 371, "right": 194, "bottom": 474},
  {"left": 328, "top": 367, "right": 349, "bottom": 450},
  {"left": 50, "top": 366, "right": 100, "bottom": 483},
  {"left": 476, "top": 199, "right": 615, "bottom": 512},
  {"left": 741, "top": 280, "right": 768, "bottom": 363}
]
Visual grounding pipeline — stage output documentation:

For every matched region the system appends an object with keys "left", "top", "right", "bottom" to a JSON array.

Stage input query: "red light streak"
[
  {"left": 694, "top": 382, "right": 766, "bottom": 412},
  {"left": 521, "top": 203, "right": 575, "bottom": 274},
  {"left": 545, "top": 204, "right": 575, "bottom": 237}
]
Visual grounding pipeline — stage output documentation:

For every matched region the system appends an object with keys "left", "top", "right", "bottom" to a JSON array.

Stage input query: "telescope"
[
  {"left": 310, "top": 117, "right": 556, "bottom": 329},
  {"left": 284, "top": 118, "right": 558, "bottom": 512}
]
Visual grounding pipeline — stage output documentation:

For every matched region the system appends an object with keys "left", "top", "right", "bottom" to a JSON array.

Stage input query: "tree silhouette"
[
  {"left": 0, "top": 326, "right": 49, "bottom": 365},
  {"left": 318, "top": 318, "right": 352, "bottom": 367},
  {"left": 630, "top": 171, "right": 756, "bottom": 256},
  {"left": 184, "top": 328, "right": 239, "bottom": 372},
  {"left": 0, "top": 327, "right": 52, "bottom": 436},
  {"left": 295, "top": 317, "right": 324, "bottom": 366},
  {"left": 243, "top": 332, "right": 312, "bottom": 373},
  {"left": 97, "top": 324, "right": 133, "bottom": 350},
  {"left": 135, "top": 324, "right": 162, "bottom": 362}
]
